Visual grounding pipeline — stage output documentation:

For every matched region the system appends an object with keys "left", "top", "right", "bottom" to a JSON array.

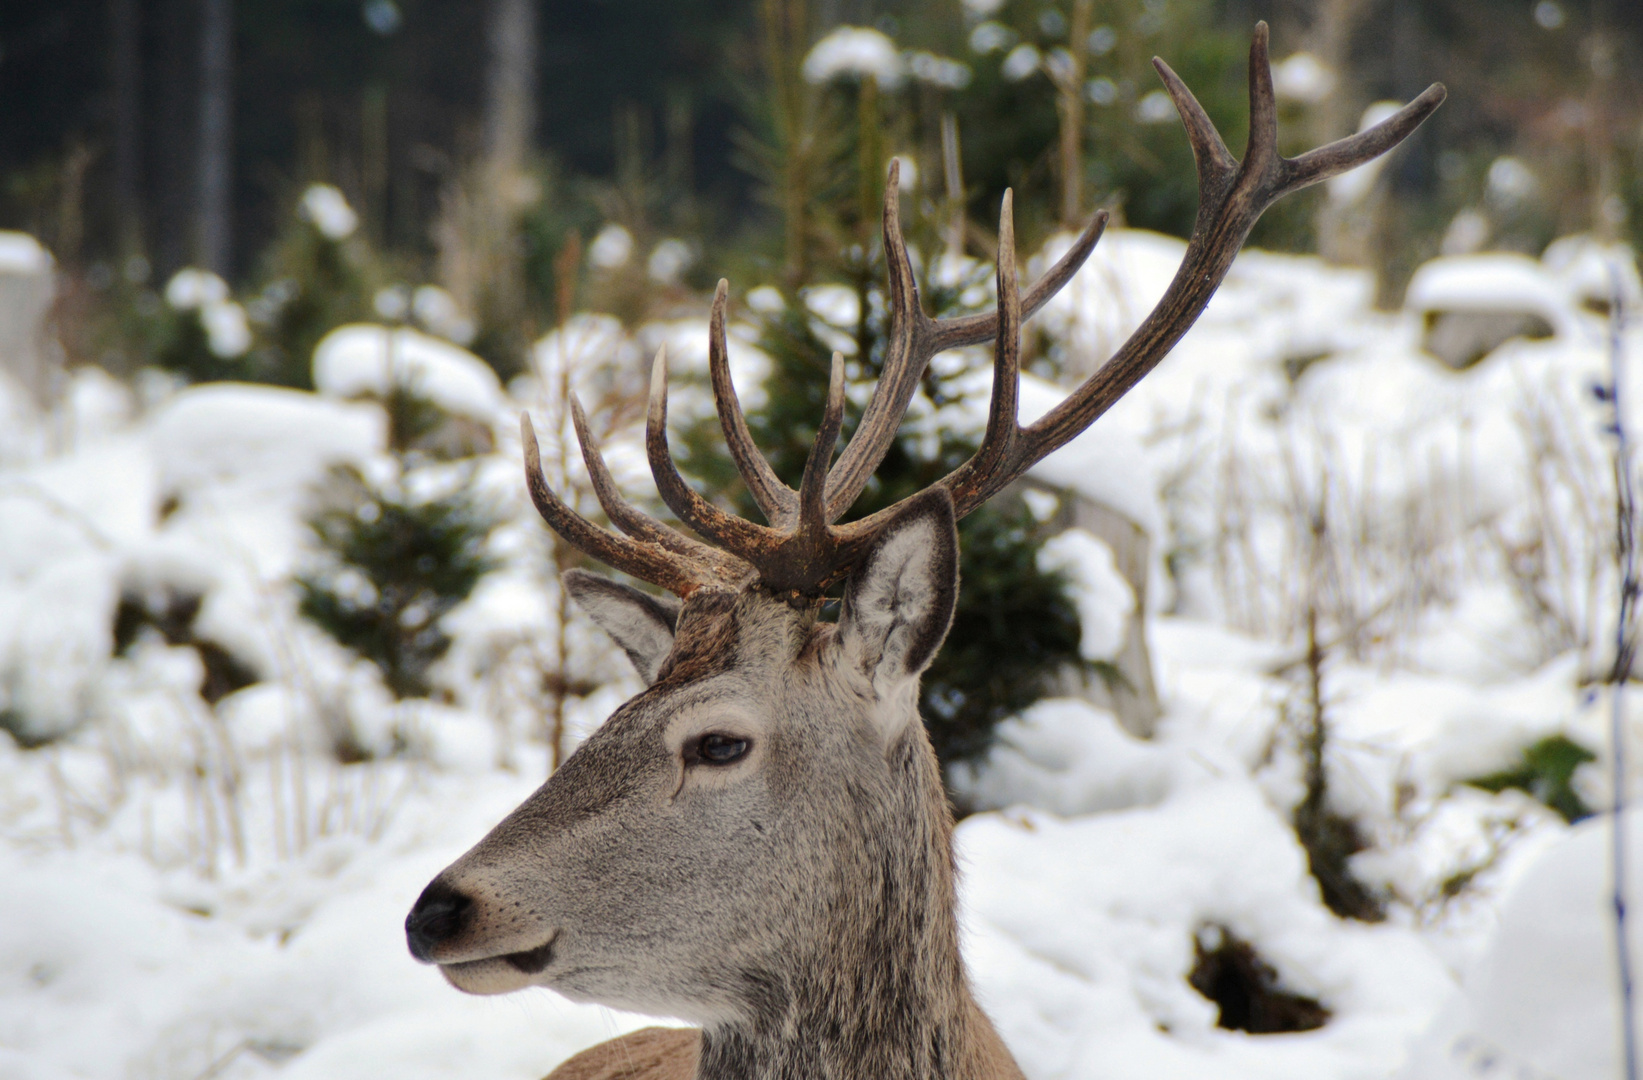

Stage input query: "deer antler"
[
  {"left": 836, "top": 22, "right": 1444, "bottom": 540},
  {"left": 522, "top": 22, "right": 1444, "bottom": 600}
]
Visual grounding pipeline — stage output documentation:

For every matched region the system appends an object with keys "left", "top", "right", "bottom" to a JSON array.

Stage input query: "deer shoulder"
[{"left": 543, "top": 1027, "right": 699, "bottom": 1080}]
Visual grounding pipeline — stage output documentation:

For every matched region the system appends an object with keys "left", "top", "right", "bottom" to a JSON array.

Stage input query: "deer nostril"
[{"left": 405, "top": 881, "right": 472, "bottom": 962}]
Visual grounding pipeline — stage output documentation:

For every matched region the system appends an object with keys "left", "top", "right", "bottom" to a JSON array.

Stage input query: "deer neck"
[{"left": 695, "top": 725, "right": 994, "bottom": 1080}]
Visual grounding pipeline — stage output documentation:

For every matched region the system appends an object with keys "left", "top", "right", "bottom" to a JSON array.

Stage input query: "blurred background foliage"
[{"left": 0, "top": 0, "right": 1636, "bottom": 382}]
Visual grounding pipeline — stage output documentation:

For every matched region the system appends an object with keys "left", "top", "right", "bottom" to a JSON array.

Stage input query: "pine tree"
[
  {"left": 244, "top": 186, "right": 381, "bottom": 389},
  {"left": 297, "top": 387, "right": 500, "bottom": 705}
]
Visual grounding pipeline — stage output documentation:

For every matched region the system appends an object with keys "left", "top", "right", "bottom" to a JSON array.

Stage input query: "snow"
[
  {"left": 1399, "top": 810, "right": 1643, "bottom": 1080},
  {"left": 1016, "top": 372, "right": 1165, "bottom": 541},
  {"left": 1542, "top": 233, "right": 1643, "bottom": 311},
  {"left": 801, "top": 26, "right": 904, "bottom": 89},
  {"left": 312, "top": 325, "right": 505, "bottom": 421},
  {"left": 165, "top": 268, "right": 231, "bottom": 310},
  {"left": 1485, "top": 158, "right": 1537, "bottom": 206},
  {"left": 299, "top": 185, "right": 360, "bottom": 242},
  {"left": 200, "top": 297, "right": 253, "bottom": 358},
  {"left": 960, "top": 781, "right": 1455, "bottom": 1080},
  {"left": 646, "top": 239, "right": 694, "bottom": 285},
  {"left": 5, "top": 226, "right": 1643, "bottom": 1079},
  {"left": 587, "top": 225, "right": 632, "bottom": 272},
  {"left": 1273, "top": 52, "right": 1336, "bottom": 104},
  {"left": 1135, "top": 89, "right": 1178, "bottom": 124},
  {"left": 0, "top": 231, "right": 52, "bottom": 275},
  {"left": 410, "top": 286, "right": 476, "bottom": 346},
  {"left": 951, "top": 698, "right": 1190, "bottom": 816},
  {"left": 164, "top": 269, "right": 251, "bottom": 357},
  {"left": 969, "top": 21, "right": 1015, "bottom": 54},
  {"left": 1037, "top": 529, "right": 1134, "bottom": 661},
  {"left": 1001, "top": 43, "right": 1041, "bottom": 82},
  {"left": 906, "top": 51, "right": 972, "bottom": 90},
  {"left": 1404, "top": 253, "right": 1576, "bottom": 332}
]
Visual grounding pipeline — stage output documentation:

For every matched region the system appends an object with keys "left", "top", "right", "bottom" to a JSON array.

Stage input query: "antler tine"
[
  {"left": 879, "top": 159, "right": 922, "bottom": 346},
  {"left": 1282, "top": 82, "right": 1448, "bottom": 192},
  {"left": 822, "top": 165, "right": 1109, "bottom": 523},
  {"left": 924, "top": 207, "right": 1109, "bottom": 354},
  {"left": 521, "top": 412, "right": 729, "bottom": 596},
  {"left": 964, "top": 190, "right": 1022, "bottom": 485},
  {"left": 1152, "top": 45, "right": 1235, "bottom": 191},
  {"left": 837, "top": 20, "right": 1443, "bottom": 539},
  {"left": 568, "top": 391, "right": 721, "bottom": 560},
  {"left": 1242, "top": 22, "right": 1280, "bottom": 176},
  {"left": 645, "top": 344, "right": 784, "bottom": 555},
  {"left": 820, "top": 162, "right": 936, "bottom": 523},
  {"left": 708, "top": 279, "right": 799, "bottom": 529},
  {"left": 800, "top": 353, "right": 847, "bottom": 534}
]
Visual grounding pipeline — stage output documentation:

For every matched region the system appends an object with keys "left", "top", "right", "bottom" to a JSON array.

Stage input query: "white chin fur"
[{"left": 438, "top": 957, "right": 539, "bottom": 996}]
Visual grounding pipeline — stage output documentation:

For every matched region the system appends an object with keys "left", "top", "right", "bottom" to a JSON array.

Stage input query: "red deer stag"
[{"left": 406, "top": 25, "right": 1443, "bottom": 1080}]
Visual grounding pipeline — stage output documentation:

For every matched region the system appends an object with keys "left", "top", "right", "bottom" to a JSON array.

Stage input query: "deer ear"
[
  {"left": 838, "top": 489, "right": 959, "bottom": 700},
  {"left": 563, "top": 569, "right": 680, "bottom": 685}
]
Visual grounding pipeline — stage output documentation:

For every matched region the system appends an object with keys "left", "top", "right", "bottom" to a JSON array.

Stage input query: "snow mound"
[
  {"left": 1037, "top": 529, "right": 1134, "bottom": 661},
  {"left": 148, "top": 383, "right": 383, "bottom": 505},
  {"left": 1031, "top": 228, "right": 1186, "bottom": 369},
  {"left": 0, "top": 231, "right": 52, "bottom": 274},
  {"left": 0, "top": 435, "right": 156, "bottom": 739},
  {"left": 1018, "top": 374, "right": 1164, "bottom": 541},
  {"left": 1399, "top": 809, "right": 1643, "bottom": 1080},
  {"left": 961, "top": 781, "right": 1455, "bottom": 1080},
  {"left": 1404, "top": 254, "right": 1576, "bottom": 333},
  {"left": 802, "top": 26, "right": 904, "bottom": 88},
  {"left": 951, "top": 698, "right": 1192, "bottom": 816},
  {"left": 314, "top": 326, "right": 505, "bottom": 421}
]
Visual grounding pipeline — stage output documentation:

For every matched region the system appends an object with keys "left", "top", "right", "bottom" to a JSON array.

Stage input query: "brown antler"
[
  {"left": 522, "top": 22, "right": 1444, "bottom": 600},
  {"left": 835, "top": 21, "right": 1444, "bottom": 541},
  {"left": 703, "top": 162, "right": 1111, "bottom": 529}
]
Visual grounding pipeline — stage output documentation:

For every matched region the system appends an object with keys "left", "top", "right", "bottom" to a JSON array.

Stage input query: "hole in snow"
[
  {"left": 1187, "top": 925, "right": 1330, "bottom": 1034},
  {"left": 113, "top": 588, "right": 261, "bottom": 704}
]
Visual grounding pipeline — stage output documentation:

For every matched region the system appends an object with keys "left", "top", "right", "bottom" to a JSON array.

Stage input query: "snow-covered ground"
[{"left": 3, "top": 229, "right": 1643, "bottom": 1079}]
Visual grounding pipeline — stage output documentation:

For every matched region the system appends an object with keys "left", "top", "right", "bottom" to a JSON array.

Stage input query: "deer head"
[{"left": 406, "top": 25, "right": 1442, "bottom": 1078}]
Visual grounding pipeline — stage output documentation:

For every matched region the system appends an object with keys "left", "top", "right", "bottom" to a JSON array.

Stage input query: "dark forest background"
[{"left": 0, "top": 0, "right": 1640, "bottom": 383}]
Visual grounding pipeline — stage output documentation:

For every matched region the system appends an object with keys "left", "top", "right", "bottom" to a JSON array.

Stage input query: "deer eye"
[{"left": 691, "top": 734, "right": 750, "bottom": 766}]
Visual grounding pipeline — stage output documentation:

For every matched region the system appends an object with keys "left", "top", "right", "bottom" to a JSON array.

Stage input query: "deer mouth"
[
  {"left": 436, "top": 931, "right": 559, "bottom": 995},
  {"left": 500, "top": 931, "right": 559, "bottom": 974}
]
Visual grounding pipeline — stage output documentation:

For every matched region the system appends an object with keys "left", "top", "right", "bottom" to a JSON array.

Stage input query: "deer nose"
[{"left": 406, "top": 880, "right": 472, "bottom": 962}]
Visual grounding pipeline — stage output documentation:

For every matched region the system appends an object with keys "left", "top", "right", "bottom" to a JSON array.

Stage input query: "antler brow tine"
[{"left": 520, "top": 412, "right": 717, "bottom": 596}]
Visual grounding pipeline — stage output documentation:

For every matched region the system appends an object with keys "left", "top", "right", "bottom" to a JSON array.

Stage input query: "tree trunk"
[
  {"left": 196, "top": 0, "right": 233, "bottom": 274},
  {"left": 484, "top": 0, "right": 536, "bottom": 172},
  {"left": 108, "top": 0, "right": 142, "bottom": 257}
]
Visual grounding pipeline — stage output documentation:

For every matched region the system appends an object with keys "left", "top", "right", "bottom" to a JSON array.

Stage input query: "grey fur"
[
  {"left": 412, "top": 496, "right": 1023, "bottom": 1079},
  {"left": 564, "top": 569, "right": 682, "bottom": 684}
]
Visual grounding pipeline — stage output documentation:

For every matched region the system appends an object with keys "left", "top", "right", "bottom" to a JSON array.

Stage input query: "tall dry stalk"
[
  {"left": 527, "top": 234, "right": 644, "bottom": 772},
  {"left": 1601, "top": 263, "right": 1640, "bottom": 1080}
]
